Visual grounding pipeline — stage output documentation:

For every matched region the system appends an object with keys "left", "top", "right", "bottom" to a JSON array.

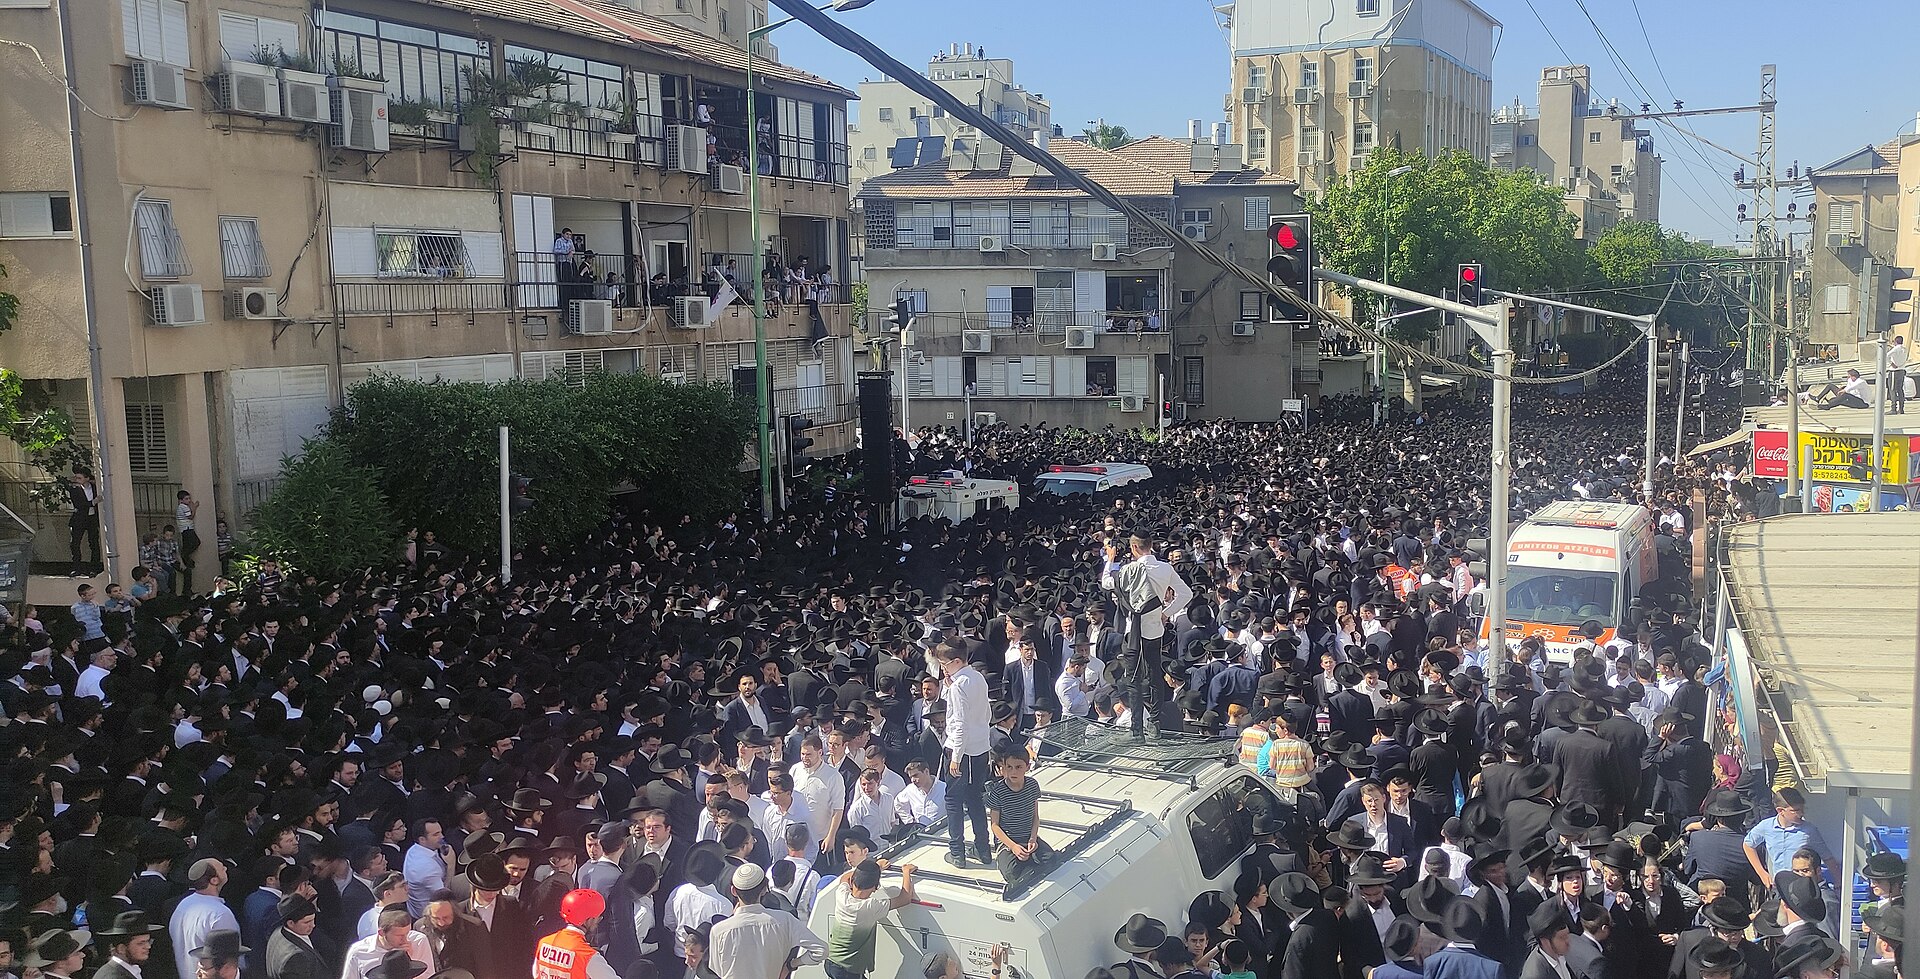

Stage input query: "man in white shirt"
[
  {"left": 935, "top": 643, "right": 992, "bottom": 867},
  {"left": 1889, "top": 335, "right": 1909, "bottom": 414},
  {"left": 893, "top": 760, "right": 946, "bottom": 827},
  {"left": 708, "top": 863, "right": 826, "bottom": 979},
  {"left": 845, "top": 768, "right": 899, "bottom": 844},
  {"left": 1054, "top": 653, "right": 1097, "bottom": 719},
  {"left": 1102, "top": 531, "right": 1193, "bottom": 736},
  {"left": 74, "top": 647, "right": 114, "bottom": 702},
  {"left": 340, "top": 907, "right": 436, "bottom": 979},
  {"left": 757, "top": 773, "right": 812, "bottom": 846},
  {"left": 664, "top": 848, "right": 734, "bottom": 959},
  {"left": 169, "top": 859, "right": 240, "bottom": 979},
  {"left": 788, "top": 738, "right": 845, "bottom": 861},
  {"left": 400, "top": 820, "right": 450, "bottom": 918}
]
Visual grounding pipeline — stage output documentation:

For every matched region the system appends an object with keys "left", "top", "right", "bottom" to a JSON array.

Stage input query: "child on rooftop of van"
[{"left": 985, "top": 737, "right": 1052, "bottom": 890}]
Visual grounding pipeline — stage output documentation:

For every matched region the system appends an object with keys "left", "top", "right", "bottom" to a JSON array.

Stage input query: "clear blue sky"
[{"left": 775, "top": 0, "right": 1917, "bottom": 243}]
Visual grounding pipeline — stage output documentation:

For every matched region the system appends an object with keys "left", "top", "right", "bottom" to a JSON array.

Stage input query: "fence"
[
  {"left": 772, "top": 383, "right": 854, "bottom": 426},
  {"left": 518, "top": 122, "right": 649, "bottom": 163},
  {"left": 513, "top": 252, "right": 639, "bottom": 309},
  {"left": 335, "top": 281, "right": 514, "bottom": 315}
]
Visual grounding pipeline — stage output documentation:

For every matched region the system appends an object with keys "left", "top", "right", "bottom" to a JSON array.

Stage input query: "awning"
[{"left": 1688, "top": 428, "right": 1752, "bottom": 458}]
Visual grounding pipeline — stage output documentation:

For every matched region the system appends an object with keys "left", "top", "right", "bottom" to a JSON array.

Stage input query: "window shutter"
[
  {"left": 1243, "top": 196, "right": 1271, "bottom": 231},
  {"left": 1823, "top": 283, "right": 1853, "bottom": 314},
  {"left": 124, "top": 403, "right": 169, "bottom": 476},
  {"left": 0, "top": 194, "right": 57, "bottom": 237},
  {"left": 986, "top": 285, "right": 1012, "bottom": 328},
  {"left": 1074, "top": 271, "right": 1103, "bottom": 326},
  {"left": 463, "top": 231, "right": 505, "bottom": 277},
  {"left": 330, "top": 228, "right": 379, "bottom": 277},
  {"left": 1117, "top": 356, "right": 1149, "bottom": 398},
  {"left": 1056, "top": 356, "right": 1085, "bottom": 397}
]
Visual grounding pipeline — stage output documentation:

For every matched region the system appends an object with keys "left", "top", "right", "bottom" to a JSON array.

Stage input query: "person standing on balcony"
[
  {"left": 66, "top": 467, "right": 100, "bottom": 576},
  {"left": 175, "top": 490, "right": 200, "bottom": 594},
  {"left": 809, "top": 265, "right": 834, "bottom": 345},
  {"left": 553, "top": 229, "right": 576, "bottom": 285}
]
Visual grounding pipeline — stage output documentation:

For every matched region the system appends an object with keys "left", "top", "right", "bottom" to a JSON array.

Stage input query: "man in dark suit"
[
  {"left": 717, "top": 674, "right": 774, "bottom": 745},
  {"left": 999, "top": 640, "right": 1058, "bottom": 730},
  {"left": 1273, "top": 873, "right": 1339, "bottom": 979},
  {"left": 1681, "top": 798, "right": 1759, "bottom": 892},
  {"left": 264, "top": 896, "right": 325, "bottom": 979},
  {"left": 1407, "top": 710, "right": 1458, "bottom": 818},
  {"left": 1327, "top": 664, "right": 1376, "bottom": 745},
  {"left": 93, "top": 911, "right": 166, "bottom": 979},
  {"left": 1340, "top": 783, "right": 1414, "bottom": 880},
  {"left": 1501, "top": 764, "right": 1560, "bottom": 857},
  {"left": 1337, "top": 855, "right": 1404, "bottom": 979},
  {"left": 454, "top": 854, "right": 527, "bottom": 979},
  {"left": 1520, "top": 901, "right": 1575, "bottom": 979},
  {"left": 1594, "top": 686, "right": 1651, "bottom": 816},
  {"left": 1565, "top": 904, "right": 1612, "bottom": 979},
  {"left": 420, "top": 891, "right": 489, "bottom": 978},
  {"left": 1555, "top": 701, "right": 1625, "bottom": 821},
  {"left": 1646, "top": 708, "right": 1712, "bottom": 827},
  {"left": 1668, "top": 897, "right": 1772, "bottom": 979}
]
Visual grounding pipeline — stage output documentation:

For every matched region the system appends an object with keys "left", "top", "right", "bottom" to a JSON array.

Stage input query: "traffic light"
[
  {"left": 1160, "top": 398, "right": 1174, "bottom": 424},
  {"left": 1457, "top": 264, "right": 1483, "bottom": 306},
  {"left": 510, "top": 474, "right": 534, "bottom": 516},
  {"left": 1848, "top": 450, "right": 1871, "bottom": 482},
  {"left": 787, "top": 415, "right": 815, "bottom": 465},
  {"left": 1266, "top": 214, "right": 1313, "bottom": 321},
  {"left": 1877, "top": 265, "right": 1915, "bottom": 333},
  {"left": 886, "top": 297, "right": 915, "bottom": 333},
  {"left": 1655, "top": 346, "right": 1675, "bottom": 393},
  {"left": 1441, "top": 287, "right": 1456, "bottom": 328}
]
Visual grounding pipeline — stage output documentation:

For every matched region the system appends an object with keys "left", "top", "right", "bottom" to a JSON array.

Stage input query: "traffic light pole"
[
  {"left": 1485, "top": 288, "right": 1661, "bottom": 499},
  {"left": 499, "top": 425, "right": 512, "bottom": 585},
  {"left": 1315, "top": 268, "right": 1514, "bottom": 672}
]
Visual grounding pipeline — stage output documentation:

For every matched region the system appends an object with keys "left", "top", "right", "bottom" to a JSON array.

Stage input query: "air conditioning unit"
[
  {"left": 1065, "top": 327, "right": 1095, "bottom": 349},
  {"left": 279, "top": 69, "right": 331, "bottom": 123},
  {"left": 568, "top": 299, "right": 614, "bottom": 335},
  {"left": 1826, "top": 231, "right": 1857, "bottom": 249},
  {"left": 1241, "top": 87, "right": 1264, "bottom": 105},
  {"left": 667, "top": 125, "right": 709, "bottom": 174},
  {"left": 1180, "top": 222, "right": 1210, "bottom": 241},
  {"left": 150, "top": 284, "right": 205, "bottom": 326},
  {"left": 972, "top": 411, "right": 997, "bottom": 427},
  {"left": 226, "top": 287, "right": 280, "bottom": 320},
  {"left": 671, "top": 295, "right": 711, "bottom": 328},
  {"left": 1119, "top": 395, "right": 1144, "bottom": 412},
  {"left": 1348, "top": 80, "right": 1373, "bottom": 99},
  {"left": 1231, "top": 321, "right": 1257, "bottom": 337},
  {"left": 1090, "top": 242, "right": 1119, "bottom": 262},
  {"left": 1293, "top": 87, "right": 1316, "bottom": 105},
  {"left": 715, "top": 164, "right": 745, "bottom": 194},
  {"left": 962, "top": 330, "right": 992, "bottom": 353},
  {"left": 130, "top": 59, "right": 191, "bottom": 110},
  {"left": 1296, "top": 151, "right": 1317, "bottom": 168},
  {"left": 330, "top": 77, "right": 390, "bottom": 152},
  {"left": 218, "top": 61, "right": 281, "bottom": 117},
  {"left": 459, "top": 123, "right": 516, "bottom": 154},
  {"left": 1350, "top": 153, "right": 1371, "bottom": 169},
  {"left": 978, "top": 235, "right": 1005, "bottom": 253}
]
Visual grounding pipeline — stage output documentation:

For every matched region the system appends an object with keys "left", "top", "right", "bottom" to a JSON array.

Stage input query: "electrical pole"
[
  {"left": 1486, "top": 300, "right": 1515, "bottom": 674},
  {"left": 1872, "top": 336, "right": 1889, "bottom": 511},
  {"left": 1674, "top": 342, "right": 1690, "bottom": 460},
  {"left": 1754, "top": 64, "right": 1779, "bottom": 375},
  {"left": 1645, "top": 326, "right": 1660, "bottom": 500},
  {"left": 498, "top": 425, "right": 512, "bottom": 585}
]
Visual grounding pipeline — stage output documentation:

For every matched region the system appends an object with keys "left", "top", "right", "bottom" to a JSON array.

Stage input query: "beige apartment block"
[
  {"left": 848, "top": 42, "right": 1052, "bottom": 193},
  {"left": 1490, "top": 65, "right": 1663, "bottom": 240},
  {"left": 0, "top": 0, "right": 854, "bottom": 589}
]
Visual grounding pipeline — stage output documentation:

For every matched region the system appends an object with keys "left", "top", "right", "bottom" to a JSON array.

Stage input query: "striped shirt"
[
  {"left": 1265, "top": 736, "right": 1315, "bottom": 788},
  {"left": 985, "top": 776, "right": 1040, "bottom": 848}
]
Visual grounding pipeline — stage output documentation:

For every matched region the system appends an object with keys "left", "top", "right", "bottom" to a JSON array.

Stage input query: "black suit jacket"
[
  {"left": 265, "top": 927, "right": 325, "bottom": 979},
  {"left": 1000, "top": 659, "right": 1060, "bottom": 715},
  {"left": 1668, "top": 929, "right": 1771, "bottom": 979},
  {"left": 1647, "top": 736, "right": 1713, "bottom": 820},
  {"left": 1338, "top": 894, "right": 1407, "bottom": 979},
  {"left": 1280, "top": 907, "right": 1341, "bottom": 979},
  {"left": 1566, "top": 932, "right": 1610, "bottom": 979},
  {"left": 1555, "top": 730, "right": 1624, "bottom": 814}
]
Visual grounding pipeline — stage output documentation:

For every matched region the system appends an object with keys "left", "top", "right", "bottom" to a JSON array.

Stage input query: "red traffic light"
[
  {"left": 1272, "top": 223, "right": 1300, "bottom": 250},
  {"left": 1459, "top": 266, "right": 1477, "bottom": 283}
]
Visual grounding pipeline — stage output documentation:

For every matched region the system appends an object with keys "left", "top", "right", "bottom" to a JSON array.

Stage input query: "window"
[
  {"left": 877, "top": 107, "right": 893, "bottom": 122},
  {"left": 319, "top": 12, "right": 487, "bottom": 110},
  {"left": 217, "top": 217, "right": 269, "bottom": 279},
  {"left": 1589, "top": 131, "right": 1602, "bottom": 143},
  {"left": 0, "top": 193, "right": 74, "bottom": 237},
  {"left": 1353, "top": 122, "right": 1376, "bottom": 153},
  {"left": 1179, "top": 289, "right": 1196, "bottom": 304},
  {"left": 1248, "top": 129, "right": 1267, "bottom": 159},
  {"left": 933, "top": 107, "right": 946, "bottom": 118},
  {"left": 1356, "top": 0, "right": 1379, "bottom": 14},
  {"left": 1183, "top": 356, "right": 1204, "bottom": 405},
  {"left": 376, "top": 231, "right": 468, "bottom": 277},
  {"left": 895, "top": 290, "right": 928, "bottom": 313},
  {"left": 1829, "top": 201, "right": 1857, "bottom": 234},
  {"left": 1189, "top": 773, "right": 1266, "bottom": 878},
  {"left": 1301, "top": 60, "right": 1319, "bottom": 90},
  {"left": 1300, "top": 124, "right": 1320, "bottom": 154},
  {"left": 217, "top": 11, "right": 300, "bottom": 64},
  {"left": 122, "top": 0, "right": 191, "bottom": 67},
  {"left": 1239, "top": 291, "right": 1263, "bottom": 322},
  {"left": 1353, "top": 57, "right": 1373, "bottom": 84},
  {"left": 1180, "top": 209, "right": 1212, "bottom": 224},
  {"left": 133, "top": 199, "right": 190, "bottom": 279},
  {"left": 908, "top": 107, "right": 919, "bottom": 119},
  {"left": 1519, "top": 134, "right": 1535, "bottom": 147},
  {"left": 1243, "top": 196, "right": 1271, "bottom": 231},
  {"left": 1610, "top": 165, "right": 1624, "bottom": 178},
  {"left": 862, "top": 146, "right": 876, "bottom": 160},
  {"left": 1248, "top": 65, "right": 1267, "bottom": 92},
  {"left": 124, "top": 403, "right": 169, "bottom": 477},
  {"left": 1823, "top": 283, "right": 1853, "bottom": 314}
]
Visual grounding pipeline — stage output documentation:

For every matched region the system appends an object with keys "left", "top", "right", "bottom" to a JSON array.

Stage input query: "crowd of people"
[{"left": 0, "top": 363, "right": 1890, "bottom": 979}]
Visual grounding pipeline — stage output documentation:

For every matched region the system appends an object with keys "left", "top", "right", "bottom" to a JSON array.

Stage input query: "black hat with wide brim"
[{"left": 1113, "top": 913, "right": 1168, "bottom": 954}]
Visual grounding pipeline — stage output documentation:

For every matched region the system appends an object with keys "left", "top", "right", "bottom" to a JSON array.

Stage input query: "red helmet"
[{"left": 559, "top": 888, "right": 606, "bottom": 926}]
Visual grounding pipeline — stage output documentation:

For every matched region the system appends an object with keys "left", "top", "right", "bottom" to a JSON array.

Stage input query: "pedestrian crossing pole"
[{"left": 499, "top": 425, "right": 512, "bottom": 585}]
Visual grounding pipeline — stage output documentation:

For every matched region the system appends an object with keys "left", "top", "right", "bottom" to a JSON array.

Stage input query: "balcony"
[
  {"left": 513, "top": 121, "right": 655, "bottom": 164},
  {"left": 1293, "top": 367, "right": 1324, "bottom": 384},
  {"left": 514, "top": 252, "right": 640, "bottom": 308},
  {"left": 334, "top": 281, "right": 514, "bottom": 316}
]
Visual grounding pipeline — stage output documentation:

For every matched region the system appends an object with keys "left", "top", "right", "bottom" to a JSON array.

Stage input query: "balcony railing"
[
  {"left": 335, "top": 280, "right": 514, "bottom": 315},
  {"left": 515, "top": 121, "right": 656, "bottom": 163},
  {"left": 773, "top": 383, "right": 854, "bottom": 426},
  {"left": 1293, "top": 368, "right": 1325, "bottom": 384},
  {"left": 513, "top": 252, "right": 639, "bottom": 309}
]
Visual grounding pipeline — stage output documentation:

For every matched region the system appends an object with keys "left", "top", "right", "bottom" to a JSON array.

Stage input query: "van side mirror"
[{"left": 1468, "top": 561, "right": 1489, "bottom": 580}]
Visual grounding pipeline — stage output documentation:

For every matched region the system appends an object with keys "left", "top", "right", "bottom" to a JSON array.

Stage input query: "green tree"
[
  {"left": 0, "top": 263, "right": 18, "bottom": 336},
  {"left": 247, "top": 438, "right": 400, "bottom": 577},
  {"left": 1586, "top": 220, "right": 1739, "bottom": 343},
  {"left": 1082, "top": 123, "right": 1131, "bottom": 150},
  {"left": 0, "top": 269, "right": 94, "bottom": 509}
]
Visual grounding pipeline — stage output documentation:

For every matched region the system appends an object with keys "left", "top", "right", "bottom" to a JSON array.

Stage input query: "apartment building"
[
  {"left": 0, "top": 0, "right": 854, "bottom": 584},
  {"left": 1224, "top": 0, "right": 1497, "bottom": 197},
  {"left": 1108, "top": 136, "right": 1315, "bottom": 421},
  {"left": 1490, "top": 65, "right": 1663, "bottom": 239},
  {"left": 858, "top": 137, "right": 1177, "bottom": 431},
  {"left": 848, "top": 43, "right": 1052, "bottom": 192},
  {"left": 1805, "top": 142, "right": 1903, "bottom": 347}
]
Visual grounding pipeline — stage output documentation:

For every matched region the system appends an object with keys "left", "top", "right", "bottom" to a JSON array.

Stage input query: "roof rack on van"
[
  {"left": 1029, "top": 716, "right": 1239, "bottom": 787},
  {"left": 879, "top": 790, "right": 1135, "bottom": 902}
]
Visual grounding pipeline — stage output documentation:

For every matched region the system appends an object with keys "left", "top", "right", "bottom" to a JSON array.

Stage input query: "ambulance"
[
  {"left": 1033, "top": 463, "right": 1154, "bottom": 498},
  {"left": 798, "top": 720, "right": 1283, "bottom": 979},
  {"left": 1488, "top": 500, "right": 1661, "bottom": 662},
  {"left": 896, "top": 471, "right": 1020, "bottom": 524}
]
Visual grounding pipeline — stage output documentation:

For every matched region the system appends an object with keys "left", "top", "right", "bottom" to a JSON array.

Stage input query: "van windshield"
[
  {"left": 1036, "top": 477, "right": 1092, "bottom": 496},
  {"left": 1504, "top": 566, "right": 1619, "bottom": 627}
]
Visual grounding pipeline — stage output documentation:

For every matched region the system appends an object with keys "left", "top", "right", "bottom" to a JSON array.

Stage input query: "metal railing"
[
  {"left": 334, "top": 281, "right": 514, "bottom": 315},
  {"left": 513, "top": 252, "right": 639, "bottom": 309},
  {"left": 516, "top": 121, "right": 650, "bottom": 163},
  {"left": 901, "top": 310, "right": 1171, "bottom": 339},
  {"left": 772, "top": 384, "right": 854, "bottom": 426}
]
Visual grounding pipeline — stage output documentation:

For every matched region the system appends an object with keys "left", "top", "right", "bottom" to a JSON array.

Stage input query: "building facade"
[
  {"left": 848, "top": 43, "right": 1052, "bottom": 193},
  {"left": 1490, "top": 65, "right": 1663, "bottom": 239},
  {"left": 1806, "top": 143, "right": 1902, "bottom": 348},
  {"left": 1224, "top": 0, "right": 1497, "bottom": 197},
  {"left": 0, "top": 0, "right": 854, "bottom": 585}
]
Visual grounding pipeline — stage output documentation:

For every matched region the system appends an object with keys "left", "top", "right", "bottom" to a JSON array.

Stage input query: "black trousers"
[
  {"left": 69, "top": 513, "right": 99, "bottom": 567},
  {"left": 1891, "top": 368, "right": 1907, "bottom": 412},
  {"left": 179, "top": 528, "right": 201, "bottom": 593}
]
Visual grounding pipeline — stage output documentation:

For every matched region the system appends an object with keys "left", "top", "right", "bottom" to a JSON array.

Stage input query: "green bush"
[{"left": 248, "top": 438, "right": 400, "bottom": 577}]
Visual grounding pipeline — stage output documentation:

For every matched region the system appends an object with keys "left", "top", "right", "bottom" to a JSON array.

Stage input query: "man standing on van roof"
[{"left": 1102, "top": 531, "right": 1193, "bottom": 737}]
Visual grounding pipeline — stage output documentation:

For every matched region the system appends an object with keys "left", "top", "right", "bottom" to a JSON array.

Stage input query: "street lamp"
[
  {"left": 746, "top": 0, "right": 876, "bottom": 518},
  {"left": 1377, "top": 164, "right": 1415, "bottom": 422}
]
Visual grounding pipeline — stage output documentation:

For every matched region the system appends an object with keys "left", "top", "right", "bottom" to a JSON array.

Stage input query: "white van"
[
  {"left": 1034, "top": 463, "right": 1154, "bottom": 498},
  {"left": 896, "top": 471, "right": 1020, "bottom": 524},
  {"left": 1487, "top": 500, "right": 1661, "bottom": 661},
  {"left": 798, "top": 720, "right": 1281, "bottom": 979}
]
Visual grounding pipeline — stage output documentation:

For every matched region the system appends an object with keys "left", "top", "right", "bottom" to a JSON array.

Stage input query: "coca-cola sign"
[{"left": 1752, "top": 430, "right": 1790, "bottom": 478}]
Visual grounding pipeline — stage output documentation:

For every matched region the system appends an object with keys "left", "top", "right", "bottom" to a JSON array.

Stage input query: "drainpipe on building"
[{"left": 56, "top": 0, "right": 119, "bottom": 577}]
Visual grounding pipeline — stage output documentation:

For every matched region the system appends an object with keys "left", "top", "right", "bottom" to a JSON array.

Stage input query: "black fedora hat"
[
  {"left": 1466, "top": 842, "right": 1511, "bottom": 880},
  {"left": 1249, "top": 808, "right": 1285, "bottom": 837},
  {"left": 1596, "top": 839, "right": 1641, "bottom": 872},
  {"left": 1686, "top": 937, "right": 1746, "bottom": 977},
  {"left": 502, "top": 788, "right": 552, "bottom": 813},
  {"left": 1412, "top": 710, "right": 1450, "bottom": 739},
  {"left": 1778, "top": 873, "right": 1827, "bottom": 923},
  {"left": 1864, "top": 851, "right": 1907, "bottom": 880},
  {"left": 1437, "top": 899, "right": 1486, "bottom": 946},
  {"left": 1113, "top": 913, "right": 1168, "bottom": 954},
  {"left": 189, "top": 930, "right": 250, "bottom": 965},
  {"left": 466, "top": 853, "right": 510, "bottom": 892},
  {"left": 1348, "top": 853, "right": 1392, "bottom": 886},
  {"left": 1328, "top": 822, "right": 1377, "bottom": 851},
  {"left": 649, "top": 746, "right": 691, "bottom": 775},
  {"left": 1771, "top": 933, "right": 1843, "bottom": 978},
  {"left": 26, "top": 930, "right": 91, "bottom": 969},
  {"left": 1407, "top": 875, "right": 1459, "bottom": 925},
  {"left": 542, "top": 836, "right": 583, "bottom": 857},
  {"left": 1569, "top": 700, "right": 1610, "bottom": 727},
  {"left": 1700, "top": 896, "right": 1753, "bottom": 932},
  {"left": 1527, "top": 900, "right": 1570, "bottom": 940},
  {"left": 1334, "top": 746, "right": 1373, "bottom": 772},
  {"left": 1270, "top": 872, "right": 1321, "bottom": 916},
  {"left": 1513, "top": 763, "right": 1556, "bottom": 799},
  {"left": 366, "top": 949, "right": 429, "bottom": 979},
  {"left": 1549, "top": 803, "right": 1601, "bottom": 839},
  {"left": 1457, "top": 797, "right": 1502, "bottom": 845},
  {"left": 1515, "top": 836, "right": 1557, "bottom": 870},
  {"left": 1382, "top": 915, "right": 1421, "bottom": 962},
  {"left": 93, "top": 911, "right": 165, "bottom": 940}
]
